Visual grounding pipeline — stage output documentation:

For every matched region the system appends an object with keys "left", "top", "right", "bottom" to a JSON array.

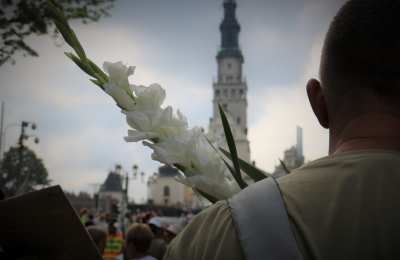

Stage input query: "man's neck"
[{"left": 330, "top": 113, "right": 400, "bottom": 155}]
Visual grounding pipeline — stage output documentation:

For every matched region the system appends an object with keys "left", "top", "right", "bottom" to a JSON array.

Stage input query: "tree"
[
  {"left": 0, "top": 146, "right": 50, "bottom": 197},
  {"left": 0, "top": 0, "right": 115, "bottom": 66}
]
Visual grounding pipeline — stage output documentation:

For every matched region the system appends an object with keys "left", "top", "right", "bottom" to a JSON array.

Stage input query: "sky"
[{"left": 0, "top": 0, "right": 347, "bottom": 203}]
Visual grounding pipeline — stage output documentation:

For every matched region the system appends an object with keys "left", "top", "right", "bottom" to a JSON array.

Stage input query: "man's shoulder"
[
  {"left": 164, "top": 201, "right": 244, "bottom": 260},
  {"left": 278, "top": 150, "right": 400, "bottom": 186}
]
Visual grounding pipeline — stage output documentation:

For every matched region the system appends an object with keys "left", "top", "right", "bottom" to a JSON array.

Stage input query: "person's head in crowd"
[
  {"left": 87, "top": 227, "right": 107, "bottom": 255},
  {"left": 108, "top": 221, "right": 117, "bottom": 236},
  {"left": 99, "top": 213, "right": 105, "bottom": 222},
  {"left": 143, "top": 212, "right": 153, "bottom": 224},
  {"left": 148, "top": 218, "right": 163, "bottom": 238},
  {"left": 125, "top": 223, "right": 154, "bottom": 259},
  {"left": 79, "top": 208, "right": 88, "bottom": 217},
  {"left": 164, "top": 224, "right": 179, "bottom": 244},
  {"left": 105, "top": 213, "right": 112, "bottom": 223},
  {"left": 85, "top": 214, "right": 95, "bottom": 227},
  {"left": 307, "top": 0, "right": 400, "bottom": 154}
]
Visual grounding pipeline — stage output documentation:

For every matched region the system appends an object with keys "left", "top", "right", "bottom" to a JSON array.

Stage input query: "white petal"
[
  {"left": 104, "top": 82, "right": 135, "bottom": 110},
  {"left": 124, "top": 130, "right": 156, "bottom": 142},
  {"left": 126, "top": 111, "right": 151, "bottom": 131}
]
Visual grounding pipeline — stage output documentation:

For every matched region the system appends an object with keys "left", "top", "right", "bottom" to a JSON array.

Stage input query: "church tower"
[{"left": 209, "top": 0, "right": 251, "bottom": 162}]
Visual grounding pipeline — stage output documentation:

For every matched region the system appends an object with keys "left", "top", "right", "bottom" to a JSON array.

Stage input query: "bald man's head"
[{"left": 320, "top": 0, "right": 400, "bottom": 113}]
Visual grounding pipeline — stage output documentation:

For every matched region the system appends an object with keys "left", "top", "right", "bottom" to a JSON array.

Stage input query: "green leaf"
[
  {"left": 87, "top": 58, "right": 109, "bottom": 83},
  {"left": 65, "top": 52, "right": 95, "bottom": 77},
  {"left": 47, "top": 0, "right": 86, "bottom": 59},
  {"left": 195, "top": 188, "right": 219, "bottom": 203},
  {"left": 205, "top": 137, "right": 245, "bottom": 189},
  {"left": 220, "top": 148, "right": 272, "bottom": 182},
  {"left": 218, "top": 105, "right": 247, "bottom": 189},
  {"left": 49, "top": 0, "right": 108, "bottom": 91},
  {"left": 221, "top": 157, "right": 246, "bottom": 189},
  {"left": 90, "top": 79, "right": 104, "bottom": 89},
  {"left": 279, "top": 159, "right": 290, "bottom": 174}
]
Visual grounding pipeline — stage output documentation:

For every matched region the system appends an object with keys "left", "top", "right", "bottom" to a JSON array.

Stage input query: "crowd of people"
[{"left": 79, "top": 209, "right": 187, "bottom": 260}]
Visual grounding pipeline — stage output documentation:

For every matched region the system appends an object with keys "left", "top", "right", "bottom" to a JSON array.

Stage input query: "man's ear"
[{"left": 306, "top": 78, "right": 329, "bottom": 129}]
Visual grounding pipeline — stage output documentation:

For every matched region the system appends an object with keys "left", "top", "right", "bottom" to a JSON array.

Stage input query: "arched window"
[{"left": 164, "top": 186, "right": 170, "bottom": 197}]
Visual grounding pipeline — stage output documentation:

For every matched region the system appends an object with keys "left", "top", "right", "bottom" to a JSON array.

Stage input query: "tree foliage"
[
  {"left": 0, "top": 0, "right": 115, "bottom": 66},
  {"left": 0, "top": 146, "right": 50, "bottom": 197}
]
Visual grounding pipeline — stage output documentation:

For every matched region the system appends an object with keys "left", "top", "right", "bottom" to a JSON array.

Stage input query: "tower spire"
[
  {"left": 218, "top": 0, "right": 243, "bottom": 61},
  {"left": 209, "top": 0, "right": 250, "bottom": 162}
]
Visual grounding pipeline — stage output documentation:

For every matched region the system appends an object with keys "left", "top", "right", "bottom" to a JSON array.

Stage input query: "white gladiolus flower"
[
  {"left": 103, "top": 61, "right": 135, "bottom": 93},
  {"left": 130, "top": 84, "right": 165, "bottom": 111},
  {"left": 123, "top": 84, "right": 188, "bottom": 142},
  {"left": 143, "top": 128, "right": 240, "bottom": 199},
  {"left": 143, "top": 128, "right": 202, "bottom": 168},
  {"left": 100, "top": 61, "right": 238, "bottom": 201},
  {"left": 124, "top": 130, "right": 157, "bottom": 142},
  {"left": 52, "top": 0, "right": 252, "bottom": 201},
  {"left": 104, "top": 82, "right": 136, "bottom": 110},
  {"left": 103, "top": 61, "right": 136, "bottom": 110},
  {"left": 125, "top": 106, "right": 188, "bottom": 142}
]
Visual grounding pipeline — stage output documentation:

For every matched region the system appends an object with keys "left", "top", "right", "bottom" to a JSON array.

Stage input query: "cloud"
[
  {"left": 249, "top": 35, "right": 329, "bottom": 173},
  {"left": 0, "top": 0, "right": 349, "bottom": 200}
]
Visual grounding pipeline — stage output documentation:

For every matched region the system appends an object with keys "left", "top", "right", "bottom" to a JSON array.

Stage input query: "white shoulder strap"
[{"left": 228, "top": 177, "right": 303, "bottom": 260}]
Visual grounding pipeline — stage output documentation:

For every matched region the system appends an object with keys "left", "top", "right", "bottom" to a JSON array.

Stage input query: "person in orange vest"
[{"left": 103, "top": 221, "right": 124, "bottom": 260}]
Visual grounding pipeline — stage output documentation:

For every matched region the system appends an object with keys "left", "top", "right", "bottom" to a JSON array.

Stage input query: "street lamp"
[
  {"left": 16, "top": 121, "right": 39, "bottom": 195},
  {"left": 0, "top": 121, "right": 38, "bottom": 161},
  {"left": 24, "top": 134, "right": 40, "bottom": 144},
  {"left": 18, "top": 121, "right": 38, "bottom": 147},
  {"left": 0, "top": 122, "right": 19, "bottom": 160}
]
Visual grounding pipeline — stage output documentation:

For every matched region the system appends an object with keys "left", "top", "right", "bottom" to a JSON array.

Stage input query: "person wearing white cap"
[
  {"left": 147, "top": 217, "right": 167, "bottom": 260},
  {"left": 164, "top": 224, "right": 180, "bottom": 244}
]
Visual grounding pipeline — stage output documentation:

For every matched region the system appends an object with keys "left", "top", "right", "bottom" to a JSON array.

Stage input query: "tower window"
[
  {"left": 223, "top": 89, "right": 228, "bottom": 97},
  {"left": 215, "top": 90, "right": 220, "bottom": 97},
  {"left": 226, "top": 76, "right": 233, "bottom": 82},
  {"left": 239, "top": 89, "right": 244, "bottom": 96},
  {"left": 237, "top": 117, "right": 241, "bottom": 125},
  {"left": 231, "top": 89, "right": 236, "bottom": 97},
  {"left": 164, "top": 186, "right": 170, "bottom": 197},
  {"left": 227, "top": 63, "right": 232, "bottom": 69}
]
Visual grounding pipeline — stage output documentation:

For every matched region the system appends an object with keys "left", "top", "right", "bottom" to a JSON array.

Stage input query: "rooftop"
[
  {"left": 158, "top": 165, "right": 180, "bottom": 178},
  {"left": 100, "top": 172, "right": 123, "bottom": 192}
]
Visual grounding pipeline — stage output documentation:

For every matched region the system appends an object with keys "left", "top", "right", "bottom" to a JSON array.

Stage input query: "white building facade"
[{"left": 147, "top": 166, "right": 202, "bottom": 209}]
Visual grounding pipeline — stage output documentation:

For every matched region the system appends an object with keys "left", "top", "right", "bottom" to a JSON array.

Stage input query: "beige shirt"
[{"left": 164, "top": 151, "right": 400, "bottom": 260}]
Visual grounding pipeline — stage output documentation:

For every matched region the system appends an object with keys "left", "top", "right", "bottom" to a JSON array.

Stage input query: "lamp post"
[
  {"left": 0, "top": 101, "right": 4, "bottom": 161},
  {"left": 16, "top": 121, "right": 39, "bottom": 195},
  {"left": 0, "top": 122, "right": 20, "bottom": 161}
]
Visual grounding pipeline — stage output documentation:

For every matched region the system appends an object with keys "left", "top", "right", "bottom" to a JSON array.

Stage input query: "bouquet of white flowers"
[{"left": 47, "top": 1, "right": 272, "bottom": 203}]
